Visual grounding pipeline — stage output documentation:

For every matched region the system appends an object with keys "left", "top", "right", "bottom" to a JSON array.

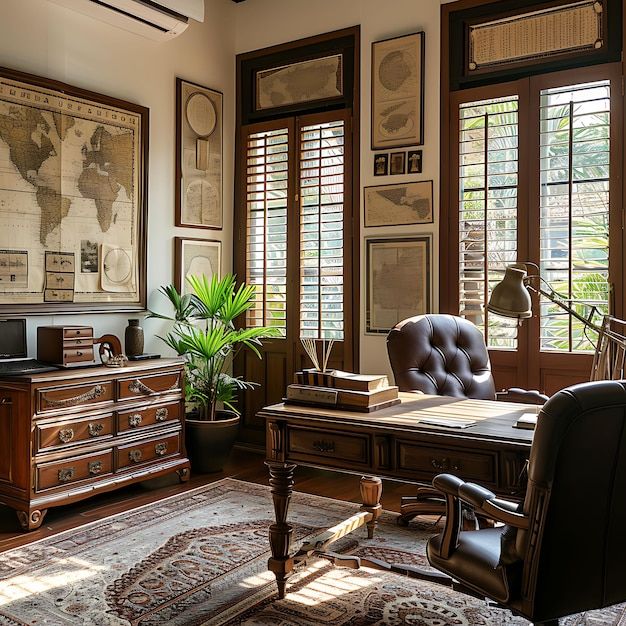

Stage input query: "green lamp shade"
[{"left": 487, "top": 265, "right": 532, "bottom": 319}]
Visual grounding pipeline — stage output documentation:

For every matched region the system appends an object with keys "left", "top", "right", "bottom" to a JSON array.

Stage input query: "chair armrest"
[
  {"left": 457, "top": 481, "right": 529, "bottom": 529},
  {"left": 432, "top": 473, "right": 464, "bottom": 496},
  {"left": 496, "top": 387, "right": 548, "bottom": 405}
]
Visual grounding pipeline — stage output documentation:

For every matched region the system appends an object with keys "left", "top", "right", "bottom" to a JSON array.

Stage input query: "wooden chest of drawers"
[
  {"left": 0, "top": 358, "right": 190, "bottom": 530},
  {"left": 37, "top": 325, "right": 96, "bottom": 367}
]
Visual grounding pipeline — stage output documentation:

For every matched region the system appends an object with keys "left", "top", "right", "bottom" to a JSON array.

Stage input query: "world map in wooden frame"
[{"left": 0, "top": 66, "right": 148, "bottom": 314}]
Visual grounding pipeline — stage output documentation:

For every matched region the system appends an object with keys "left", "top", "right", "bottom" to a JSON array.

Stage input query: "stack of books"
[{"left": 285, "top": 369, "right": 400, "bottom": 412}]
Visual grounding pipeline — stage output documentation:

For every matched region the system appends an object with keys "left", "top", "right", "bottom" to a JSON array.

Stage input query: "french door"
[
  {"left": 444, "top": 64, "right": 623, "bottom": 394},
  {"left": 235, "top": 109, "right": 356, "bottom": 443}
]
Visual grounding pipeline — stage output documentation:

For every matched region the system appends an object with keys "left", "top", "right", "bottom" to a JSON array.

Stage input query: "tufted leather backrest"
[
  {"left": 386, "top": 314, "right": 496, "bottom": 400},
  {"left": 518, "top": 380, "right": 626, "bottom": 618}
]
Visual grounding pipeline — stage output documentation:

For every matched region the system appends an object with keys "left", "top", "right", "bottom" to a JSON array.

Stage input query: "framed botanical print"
[
  {"left": 174, "top": 237, "right": 221, "bottom": 294},
  {"left": 364, "top": 180, "right": 433, "bottom": 227},
  {"left": 366, "top": 236, "right": 432, "bottom": 334},
  {"left": 373, "top": 153, "right": 389, "bottom": 176},
  {"left": 175, "top": 78, "right": 223, "bottom": 230},
  {"left": 371, "top": 32, "right": 425, "bottom": 149}
]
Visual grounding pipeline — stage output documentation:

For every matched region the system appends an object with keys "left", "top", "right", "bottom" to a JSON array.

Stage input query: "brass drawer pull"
[
  {"left": 312, "top": 440, "right": 335, "bottom": 453},
  {"left": 88, "top": 461, "right": 102, "bottom": 476},
  {"left": 128, "top": 413, "right": 143, "bottom": 428},
  {"left": 58, "top": 467, "right": 75, "bottom": 482},
  {"left": 431, "top": 458, "right": 446, "bottom": 470},
  {"left": 129, "top": 449, "right": 143, "bottom": 463},
  {"left": 88, "top": 423, "right": 104, "bottom": 437},
  {"left": 128, "top": 377, "right": 180, "bottom": 395},
  {"left": 58, "top": 428, "right": 74, "bottom": 443},
  {"left": 155, "top": 442, "right": 168, "bottom": 456},
  {"left": 155, "top": 407, "right": 169, "bottom": 422},
  {"left": 44, "top": 384, "right": 105, "bottom": 408}
]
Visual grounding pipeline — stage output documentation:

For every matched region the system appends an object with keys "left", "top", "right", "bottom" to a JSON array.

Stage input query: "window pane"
[
  {"left": 539, "top": 80, "right": 610, "bottom": 353},
  {"left": 299, "top": 120, "right": 345, "bottom": 340},
  {"left": 245, "top": 128, "right": 288, "bottom": 337},
  {"left": 458, "top": 95, "right": 519, "bottom": 349}
]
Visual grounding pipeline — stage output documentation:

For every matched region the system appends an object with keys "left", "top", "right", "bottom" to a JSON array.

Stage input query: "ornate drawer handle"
[
  {"left": 88, "top": 423, "right": 104, "bottom": 437},
  {"left": 128, "top": 413, "right": 143, "bottom": 428},
  {"left": 88, "top": 461, "right": 102, "bottom": 475},
  {"left": 44, "top": 384, "right": 105, "bottom": 408},
  {"left": 129, "top": 449, "right": 143, "bottom": 463},
  {"left": 128, "top": 377, "right": 180, "bottom": 395},
  {"left": 58, "top": 467, "right": 75, "bottom": 482},
  {"left": 155, "top": 442, "right": 168, "bottom": 456},
  {"left": 58, "top": 428, "right": 74, "bottom": 443},
  {"left": 155, "top": 407, "right": 169, "bottom": 422},
  {"left": 431, "top": 458, "right": 447, "bottom": 470},
  {"left": 312, "top": 440, "right": 335, "bottom": 453}
]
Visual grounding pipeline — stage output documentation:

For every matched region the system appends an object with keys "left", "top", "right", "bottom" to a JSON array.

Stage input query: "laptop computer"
[{"left": 0, "top": 319, "right": 59, "bottom": 376}]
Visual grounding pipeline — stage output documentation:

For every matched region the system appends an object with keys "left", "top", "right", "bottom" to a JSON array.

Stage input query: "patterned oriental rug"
[{"left": 0, "top": 479, "right": 623, "bottom": 625}]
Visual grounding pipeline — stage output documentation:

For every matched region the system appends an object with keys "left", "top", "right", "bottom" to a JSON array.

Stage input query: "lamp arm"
[{"left": 535, "top": 286, "right": 603, "bottom": 333}]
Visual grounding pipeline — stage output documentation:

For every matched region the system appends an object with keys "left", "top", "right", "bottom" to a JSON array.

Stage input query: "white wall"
[
  {"left": 0, "top": 0, "right": 236, "bottom": 355},
  {"left": 234, "top": 0, "right": 443, "bottom": 378}
]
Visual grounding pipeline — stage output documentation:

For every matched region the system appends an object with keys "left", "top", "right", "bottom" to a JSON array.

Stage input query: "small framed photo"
[
  {"left": 174, "top": 237, "right": 221, "bottom": 294},
  {"left": 407, "top": 150, "right": 423, "bottom": 174},
  {"left": 366, "top": 236, "right": 432, "bottom": 333},
  {"left": 373, "top": 153, "right": 388, "bottom": 176},
  {"left": 364, "top": 180, "right": 433, "bottom": 227},
  {"left": 389, "top": 152, "right": 406, "bottom": 175}
]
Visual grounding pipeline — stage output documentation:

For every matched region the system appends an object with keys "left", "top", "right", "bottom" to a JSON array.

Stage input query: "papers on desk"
[
  {"left": 417, "top": 416, "right": 478, "bottom": 429},
  {"left": 514, "top": 413, "right": 538, "bottom": 430}
]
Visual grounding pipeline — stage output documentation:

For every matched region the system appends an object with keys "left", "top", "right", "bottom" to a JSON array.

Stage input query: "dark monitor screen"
[{"left": 0, "top": 319, "right": 26, "bottom": 359}]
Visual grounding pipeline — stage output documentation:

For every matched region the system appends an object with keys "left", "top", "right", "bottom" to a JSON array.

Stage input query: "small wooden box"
[{"left": 37, "top": 326, "right": 95, "bottom": 368}]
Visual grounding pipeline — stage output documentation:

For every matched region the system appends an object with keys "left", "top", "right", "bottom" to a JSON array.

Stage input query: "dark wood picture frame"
[
  {"left": 373, "top": 153, "right": 389, "bottom": 176},
  {"left": 407, "top": 149, "right": 423, "bottom": 173},
  {"left": 366, "top": 235, "right": 432, "bottom": 334},
  {"left": 371, "top": 31, "right": 425, "bottom": 149},
  {"left": 175, "top": 78, "right": 223, "bottom": 230},
  {"left": 174, "top": 236, "right": 221, "bottom": 294},
  {"left": 389, "top": 151, "right": 406, "bottom": 175},
  {"left": 0, "top": 65, "right": 149, "bottom": 315},
  {"left": 364, "top": 180, "right": 434, "bottom": 227}
]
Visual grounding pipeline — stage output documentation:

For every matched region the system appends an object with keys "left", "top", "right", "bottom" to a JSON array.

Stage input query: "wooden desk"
[{"left": 260, "top": 392, "right": 535, "bottom": 597}]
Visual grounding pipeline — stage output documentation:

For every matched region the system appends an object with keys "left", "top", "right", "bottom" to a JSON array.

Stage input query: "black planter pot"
[{"left": 185, "top": 409, "right": 239, "bottom": 473}]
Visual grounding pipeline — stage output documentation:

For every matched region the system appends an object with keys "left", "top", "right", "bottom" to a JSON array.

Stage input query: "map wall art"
[
  {"left": 175, "top": 78, "right": 222, "bottom": 230},
  {"left": 371, "top": 32, "right": 425, "bottom": 149},
  {"left": 364, "top": 180, "right": 433, "bottom": 227},
  {"left": 0, "top": 66, "right": 148, "bottom": 313}
]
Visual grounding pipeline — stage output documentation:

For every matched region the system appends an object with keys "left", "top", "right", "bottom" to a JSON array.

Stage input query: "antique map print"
[
  {"left": 256, "top": 54, "right": 343, "bottom": 111},
  {"left": 372, "top": 33, "right": 424, "bottom": 148},
  {"left": 177, "top": 79, "right": 222, "bottom": 229},
  {"left": 364, "top": 181, "right": 433, "bottom": 227},
  {"left": 0, "top": 72, "right": 142, "bottom": 307},
  {"left": 367, "top": 237, "right": 431, "bottom": 333}
]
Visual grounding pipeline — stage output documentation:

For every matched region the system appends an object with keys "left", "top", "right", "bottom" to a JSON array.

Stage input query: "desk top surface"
[{"left": 260, "top": 392, "right": 535, "bottom": 445}]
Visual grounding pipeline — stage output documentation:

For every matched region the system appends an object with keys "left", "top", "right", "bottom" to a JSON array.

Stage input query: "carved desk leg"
[
  {"left": 265, "top": 460, "right": 297, "bottom": 599},
  {"left": 360, "top": 476, "right": 382, "bottom": 539},
  {"left": 16, "top": 509, "right": 48, "bottom": 531}
]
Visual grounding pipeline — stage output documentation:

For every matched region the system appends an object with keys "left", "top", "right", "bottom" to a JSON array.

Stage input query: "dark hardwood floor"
[{"left": 0, "top": 448, "right": 419, "bottom": 553}]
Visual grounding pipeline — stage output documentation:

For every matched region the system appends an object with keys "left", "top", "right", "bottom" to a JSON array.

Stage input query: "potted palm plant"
[{"left": 148, "top": 273, "right": 277, "bottom": 473}]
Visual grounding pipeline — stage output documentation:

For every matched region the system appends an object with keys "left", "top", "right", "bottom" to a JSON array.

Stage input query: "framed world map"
[
  {"left": 0, "top": 66, "right": 148, "bottom": 314},
  {"left": 371, "top": 32, "right": 425, "bottom": 149}
]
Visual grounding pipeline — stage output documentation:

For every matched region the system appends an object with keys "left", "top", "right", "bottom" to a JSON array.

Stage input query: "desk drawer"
[
  {"left": 36, "top": 449, "right": 113, "bottom": 491},
  {"left": 396, "top": 441, "right": 496, "bottom": 485},
  {"left": 287, "top": 426, "right": 370, "bottom": 467},
  {"left": 37, "top": 413, "right": 113, "bottom": 452},
  {"left": 117, "top": 432, "right": 180, "bottom": 470},
  {"left": 118, "top": 372, "right": 182, "bottom": 400}
]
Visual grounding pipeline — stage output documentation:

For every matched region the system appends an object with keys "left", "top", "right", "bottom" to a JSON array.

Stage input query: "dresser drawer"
[
  {"left": 287, "top": 426, "right": 370, "bottom": 467},
  {"left": 117, "top": 401, "right": 181, "bottom": 434},
  {"left": 117, "top": 432, "right": 180, "bottom": 470},
  {"left": 62, "top": 347, "right": 95, "bottom": 364},
  {"left": 37, "top": 381, "right": 114, "bottom": 413},
  {"left": 118, "top": 371, "right": 182, "bottom": 400},
  {"left": 64, "top": 327, "right": 93, "bottom": 339},
  {"left": 37, "top": 413, "right": 113, "bottom": 452},
  {"left": 36, "top": 449, "right": 113, "bottom": 491},
  {"left": 396, "top": 441, "right": 497, "bottom": 485}
]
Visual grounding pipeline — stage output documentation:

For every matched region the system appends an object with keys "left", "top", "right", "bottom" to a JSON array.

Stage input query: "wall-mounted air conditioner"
[{"left": 47, "top": 0, "right": 205, "bottom": 41}]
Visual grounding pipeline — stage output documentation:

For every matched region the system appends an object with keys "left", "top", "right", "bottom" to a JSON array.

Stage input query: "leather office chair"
[
  {"left": 426, "top": 380, "right": 626, "bottom": 625},
  {"left": 387, "top": 314, "right": 547, "bottom": 524}
]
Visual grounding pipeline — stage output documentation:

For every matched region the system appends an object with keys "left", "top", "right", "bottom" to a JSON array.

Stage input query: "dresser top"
[{"left": 0, "top": 357, "right": 184, "bottom": 383}]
